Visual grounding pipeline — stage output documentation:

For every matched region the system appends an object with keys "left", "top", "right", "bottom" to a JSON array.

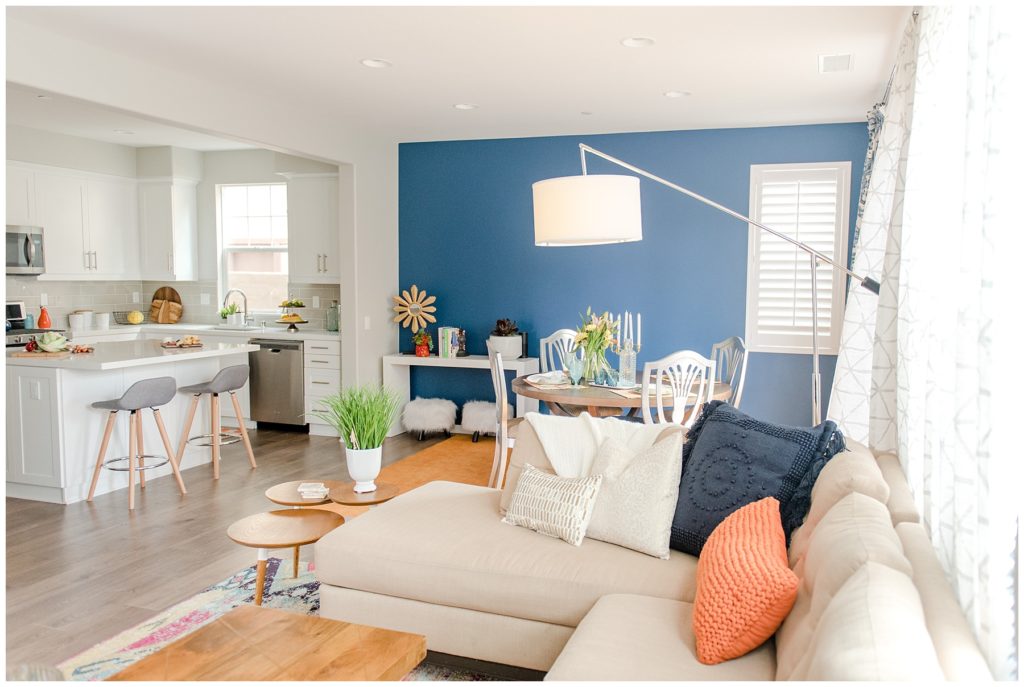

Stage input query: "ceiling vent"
[{"left": 818, "top": 53, "right": 853, "bottom": 73}]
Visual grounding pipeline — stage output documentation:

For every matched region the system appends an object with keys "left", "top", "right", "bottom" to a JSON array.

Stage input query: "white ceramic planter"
[
  {"left": 345, "top": 444, "right": 382, "bottom": 493},
  {"left": 488, "top": 335, "right": 522, "bottom": 360}
]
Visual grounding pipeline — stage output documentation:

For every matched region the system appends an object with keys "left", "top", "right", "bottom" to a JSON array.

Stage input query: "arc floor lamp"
[{"left": 532, "top": 143, "right": 880, "bottom": 425}]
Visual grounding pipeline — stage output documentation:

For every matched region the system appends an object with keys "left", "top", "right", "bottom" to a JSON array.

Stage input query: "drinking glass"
[
  {"left": 605, "top": 370, "right": 620, "bottom": 388},
  {"left": 566, "top": 355, "right": 584, "bottom": 386}
]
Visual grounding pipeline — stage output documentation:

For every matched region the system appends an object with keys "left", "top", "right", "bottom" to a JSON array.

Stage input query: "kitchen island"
[{"left": 6, "top": 340, "right": 259, "bottom": 504}]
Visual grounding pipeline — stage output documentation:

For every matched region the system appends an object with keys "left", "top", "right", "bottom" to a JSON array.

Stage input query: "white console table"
[{"left": 382, "top": 354, "right": 540, "bottom": 437}]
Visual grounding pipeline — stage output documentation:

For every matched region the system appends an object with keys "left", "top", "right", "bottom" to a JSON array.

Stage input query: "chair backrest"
[
  {"left": 710, "top": 336, "right": 748, "bottom": 408},
  {"left": 487, "top": 345, "right": 510, "bottom": 430},
  {"left": 539, "top": 328, "right": 578, "bottom": 373},
  {"left": 640, "top": 350, "right": 716, "bottom": 427}
]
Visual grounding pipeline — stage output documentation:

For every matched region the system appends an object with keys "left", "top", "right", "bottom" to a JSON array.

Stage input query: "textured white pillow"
[
  {"left": 502, "top": 463, "right": 603, "bottom": 546},
  {"left": 585, "top": 433, "right": 684, "bottom": 559}
]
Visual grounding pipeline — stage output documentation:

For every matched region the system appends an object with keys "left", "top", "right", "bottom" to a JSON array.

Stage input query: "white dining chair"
[
  {"left": 487, "top": 346, "right": 523, "bottom": 489},
  {"left": 710, "top": 336, "right": 748, "bottom": 408},
  {"left": 640, "top": 350, "right": 717, "bottom": 428},
  {"left": 539, "top": 328, "right": 578, "bottom": 373}
]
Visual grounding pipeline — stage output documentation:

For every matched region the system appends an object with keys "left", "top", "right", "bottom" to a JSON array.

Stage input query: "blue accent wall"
[{"left": 398, "top": 124, "right": 867, "bottom": 426}]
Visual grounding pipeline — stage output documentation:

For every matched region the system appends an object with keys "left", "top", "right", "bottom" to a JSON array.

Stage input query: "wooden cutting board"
[
  {"left": 151, "top": 287, "right": 183, "bottom": 324},
  {"left": 10, "top": 350, "right": 71, "bottom": 359}
]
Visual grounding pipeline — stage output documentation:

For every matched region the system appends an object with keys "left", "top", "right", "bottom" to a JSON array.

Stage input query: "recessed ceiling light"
[
  {"left": 360, "top": 58, "right": 392, "bottom": 69},
  {"left": 664, "top": 91, "right": 691, "bottom": 99},
  {"left": 453, "top": 103, "right": 478, "bottom": 111},
  {"left": 35, "top": 94, "right": 52, "bottom": 100},
  {"left": 621, "top": 37, "right": 656, "bottom": 48},
  {"left": 112, "top": 129, "right": 135, "bottom": 135}
]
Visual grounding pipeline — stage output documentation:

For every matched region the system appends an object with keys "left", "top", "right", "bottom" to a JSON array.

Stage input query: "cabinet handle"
[
  {"left": 167, "top": 253, "right": 173, "bottom": 272},
  {"left": 312, "top": 380, "right": 331, "bottom": 385},
  {"left": 311, "top": 359, "right": 329, "bottom": 364},
  {"left": 84, "top": 251, "right": 90, "bottom": 269},
  {"left": 310, "top": 345, "right": 328, "bottom": 350},
  {"left": 91, "top": 251, "right": 98, "bottom": 270}
]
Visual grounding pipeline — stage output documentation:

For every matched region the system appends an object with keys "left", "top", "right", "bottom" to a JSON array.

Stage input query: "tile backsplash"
[{"left": 6, "top": 276, "right": 340, "bottom": 331}]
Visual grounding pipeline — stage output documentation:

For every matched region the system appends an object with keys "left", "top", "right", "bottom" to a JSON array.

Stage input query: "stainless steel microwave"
[{"left": 6, "top": 225, "right": 45, "bottom": 275}]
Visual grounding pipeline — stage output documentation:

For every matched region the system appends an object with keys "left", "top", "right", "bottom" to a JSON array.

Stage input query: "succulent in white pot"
[
  {"left": 487, "top": 318, "right": 522, "bottom": 360},
  {"left": 308, "top": 385, "right": 401, "bottom": 493}
]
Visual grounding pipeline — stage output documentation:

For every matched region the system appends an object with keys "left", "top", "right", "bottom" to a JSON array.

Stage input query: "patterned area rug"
[{"left": 57, "top": 557, "right": 495, "bottom": 681}]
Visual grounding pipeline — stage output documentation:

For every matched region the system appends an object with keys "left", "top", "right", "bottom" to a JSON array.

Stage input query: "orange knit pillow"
[{"left": 692, "top": 496, "right": 799, "bottom": 665}]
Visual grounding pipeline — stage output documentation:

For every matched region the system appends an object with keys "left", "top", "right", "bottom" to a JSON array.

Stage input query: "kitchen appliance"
[
  {"left": 6, "top": 302, "right": 66, "bottom": 348},
  {"left": 6, "top": 226, "right": 45, "bottom": 275},
  {"left": 248, "top": 339, "right": 305, "bottom": 426}
]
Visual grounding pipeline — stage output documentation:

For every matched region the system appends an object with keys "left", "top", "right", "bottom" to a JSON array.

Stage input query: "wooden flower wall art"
[{"left": 392, "top": 285, "right": 437, "bottom": 333}]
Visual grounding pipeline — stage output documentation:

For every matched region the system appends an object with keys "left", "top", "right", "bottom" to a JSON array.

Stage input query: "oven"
[{"left": 7, "top": 225, "right": 46, "bottom": 275}]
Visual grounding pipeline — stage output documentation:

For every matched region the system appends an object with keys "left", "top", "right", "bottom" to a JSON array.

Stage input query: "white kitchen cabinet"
[
  {"left": 6, "top": 368, "right": 63, "bottom": 491},
  {"left": 6, "top": 163, "right": 37, "bottom": 226},
  {"left": 87, "top": 177, "right": 140, "bottom": 279},
  {"left": 139, "top": 179, "right": 198, "bottom": 282},
  {"left": 34, "top": 169, "right": 91, "bottom": 277},
  {"left": 286, "top": 174, "right": 339, "bottom": 284}
]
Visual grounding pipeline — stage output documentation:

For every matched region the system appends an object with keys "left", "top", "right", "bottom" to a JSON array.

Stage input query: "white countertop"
[
  {"left": 6, "top": 340, "right": 259, "bottom": 370},
  {"left": 67, "top": 322, "right": 341, "bottom": 342}
]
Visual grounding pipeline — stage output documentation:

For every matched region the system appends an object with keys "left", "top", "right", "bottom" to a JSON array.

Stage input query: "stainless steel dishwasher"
[{"left": 248, "top": 339, "right": 305, "bottom": 426}]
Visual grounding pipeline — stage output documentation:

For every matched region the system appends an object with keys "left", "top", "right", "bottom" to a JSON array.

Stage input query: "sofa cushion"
[
  {"left": 671, "top": 401, "right": 846, "bottom": 556},
  {"left": 315, "top": 481, "right": 698, "bottom": 627},
  {"left": 788, "top": 442, "right": 891, "bottom": 565},
  {"left": 787, "top": 562, "right": 944, "bottom": 681},
  {"left": 692, "top": 497, "right": 798, "bottom": 665},
  {"left": 896, "top": 522, "right": 994, "bottom": 681},
  {"left": 775, "top": 491, "right": 914, "bottom": 678},
  {"left": 544, "top": 594, "right": 776, "bottom": 681},
  {"left": 875, "top": 451, "right": 921, "bottom": 524},
  {"left": 503, "top": 464, "right": 603, "bottom": 546},
  {"left": 586, "top": 432, "right": 683, "bottom": 559}
]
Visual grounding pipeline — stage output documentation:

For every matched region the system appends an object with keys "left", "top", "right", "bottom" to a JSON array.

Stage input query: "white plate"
[{"left": 526, "top": 371, "right": 568, "bottom": 385}]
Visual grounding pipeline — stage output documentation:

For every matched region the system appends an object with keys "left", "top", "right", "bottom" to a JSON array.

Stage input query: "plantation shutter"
[{"left": 745, "top": 162, "right": 851, "bottom": 354}]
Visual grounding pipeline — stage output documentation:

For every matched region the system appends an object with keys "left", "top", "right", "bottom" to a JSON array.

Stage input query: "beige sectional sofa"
[{"left": 315, "top": 421, "right": 992, "bottom": 681}]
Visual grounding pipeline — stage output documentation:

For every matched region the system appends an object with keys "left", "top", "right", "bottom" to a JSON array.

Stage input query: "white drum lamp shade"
[{"left": 532, "top": 174, "right": 643, "bottom": 246}]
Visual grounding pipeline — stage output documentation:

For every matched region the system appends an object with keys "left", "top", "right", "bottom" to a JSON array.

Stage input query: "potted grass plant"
[{"left": 308, "top": 385, "right": 401, "bottom": 493}]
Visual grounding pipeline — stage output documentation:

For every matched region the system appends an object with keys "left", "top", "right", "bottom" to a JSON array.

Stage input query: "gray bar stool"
[
  {"left": 87, "top": 376, "right": 188, "bottom": 511},
  {"left": 175, "top": 364, "right": 257, "bottom": 480}
]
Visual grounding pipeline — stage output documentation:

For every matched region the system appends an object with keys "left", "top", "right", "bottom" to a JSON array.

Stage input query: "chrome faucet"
[{"left": 222, "top": 288, "right": 248, "bottom": 324}]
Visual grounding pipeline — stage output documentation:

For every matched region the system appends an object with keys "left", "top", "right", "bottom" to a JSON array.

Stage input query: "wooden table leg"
[
  {"left": 293, "top": 545, "right": 300, "bottom": 578},
  {"left": 254, "top": 548, "right": 268, "bottom": 606}
]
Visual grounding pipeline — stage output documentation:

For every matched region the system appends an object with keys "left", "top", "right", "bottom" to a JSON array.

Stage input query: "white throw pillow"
[
  {"left": 502, "top": 463, "right": 603, "bottom": 546},
  {"left": 585, "top": 433, "right": 684, "bottom": 559}
]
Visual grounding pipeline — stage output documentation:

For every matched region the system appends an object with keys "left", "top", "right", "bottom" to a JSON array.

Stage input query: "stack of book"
[{"left": 437, "top": 326, "right": 461, "bottom": 358}]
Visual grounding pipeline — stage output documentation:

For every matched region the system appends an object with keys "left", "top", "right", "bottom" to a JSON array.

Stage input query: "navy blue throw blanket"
[{"left": 670, "top": 401, "right": 846, "bottom": 556}]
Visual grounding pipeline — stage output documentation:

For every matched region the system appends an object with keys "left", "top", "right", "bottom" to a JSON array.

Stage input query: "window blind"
[{"left": 745, "top": 163, "right": 851, "bottom": 354}]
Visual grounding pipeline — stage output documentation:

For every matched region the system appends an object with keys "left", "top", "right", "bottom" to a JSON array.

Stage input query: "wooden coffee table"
[
  {"left": 227, "top": 509, "right": 344, "bottom": 605},
  {"left": 329, "top": 481, "right": 401, "bottom": 507},
  {"left": 109, "top": 605, "right": 427, "bottom": 681}
]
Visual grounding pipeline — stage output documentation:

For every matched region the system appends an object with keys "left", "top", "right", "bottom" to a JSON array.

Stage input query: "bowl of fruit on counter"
[{"left": 277, "top": 297, "right": 308, "bottom": 332}]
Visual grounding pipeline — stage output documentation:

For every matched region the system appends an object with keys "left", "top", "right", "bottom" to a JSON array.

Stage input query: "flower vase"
[
  {"left": 415, "top": 344, "right": 430, "bottom": 357},
  {"left": 345, "top": 444, "right": 382, "bottom": 493},
  {"left": 583, "top": 349, "right": 612, "bottom": 384}
]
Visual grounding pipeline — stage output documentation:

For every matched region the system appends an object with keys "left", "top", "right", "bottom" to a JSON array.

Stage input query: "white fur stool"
[
  {"left": 402, "top": 397, "right": 457, "bottom": 441},
  {"left": 461, "top": 400, "right": 513, "bottom": 442}
]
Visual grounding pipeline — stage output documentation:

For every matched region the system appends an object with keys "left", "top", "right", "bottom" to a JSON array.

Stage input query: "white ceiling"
[
  {"left": 6, "top": 83, "right": 252, "bottom": 151},
  {"left": 8, "top": 5, "right": 911, "bottom": 143}
]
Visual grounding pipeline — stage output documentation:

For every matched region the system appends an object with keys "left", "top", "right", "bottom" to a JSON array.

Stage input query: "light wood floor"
[{"left": 5, "top": 428, "right": 446, "bottom": 668}]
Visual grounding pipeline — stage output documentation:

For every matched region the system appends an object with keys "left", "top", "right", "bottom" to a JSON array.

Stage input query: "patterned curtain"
[{"left": 830, "top": 6, "right": 1019, "bottom": 679}]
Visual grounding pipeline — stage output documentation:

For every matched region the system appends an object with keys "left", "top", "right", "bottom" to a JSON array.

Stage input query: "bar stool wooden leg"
[
  {"left": 175, "top": 394, "right": 200, "bottom": 467},
  {"left": 127, "top": 411, "right": 137, "bottom": 511},
  {"left": 230, "top": 392, "right": 257, "bottom": 469},
  {"left": 211, "top": 394, "right": 221, "bottom": 480},
  {"left": 254, "top": 548, "right": 269, "bottom": 605},
  {"left": 138, "top": 412, "right": 146, "bottom": 490},
  {"left": 153, "top": 409, "right": 187, "bottom": 496},
  {"left": 87, "top": 411, "right": 118, "bottom": 502},
  {"left": 293, "top": 545, "right": 300, "bottom": 578}
]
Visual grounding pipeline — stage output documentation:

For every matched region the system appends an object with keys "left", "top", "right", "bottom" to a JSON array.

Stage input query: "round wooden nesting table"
[
  {"left": 227, "top": 509, "right": 344, "bottom": 605},
  {"left": 329, "top": 482, "right": 401, "bottom": 507},
  {"left": 265, "top": 480, "right": 347, "bottom": 507}
]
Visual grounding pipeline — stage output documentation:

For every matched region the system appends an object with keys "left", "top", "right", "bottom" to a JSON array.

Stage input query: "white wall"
[
  {"left": 6, "top": 123, "right": 137, "bottom": 177},
  {"left": 7, "top": 16, "right": 398, "bottom": 387}
]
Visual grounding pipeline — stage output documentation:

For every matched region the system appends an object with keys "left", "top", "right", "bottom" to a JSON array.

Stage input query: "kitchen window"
[
  {"left": 745, "top": 162, "right": 851, "bottom": 354},
  {"left": 217, "top": 183, "right": 288, "bottom": 313}
]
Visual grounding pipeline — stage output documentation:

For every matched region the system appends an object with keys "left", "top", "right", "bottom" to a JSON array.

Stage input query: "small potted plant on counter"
[
  {"left": 412, "top": 330, "right": 434, "bottom": 357},
  {"left": 488, "top": 318, "right": 522, "bottom": 360},
  {"left": 308, "top": 385, "right": 401, "bottom": 493}
]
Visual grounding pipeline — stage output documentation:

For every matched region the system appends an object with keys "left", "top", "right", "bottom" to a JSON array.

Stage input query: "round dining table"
[{"left": 510, "top": 376, "right": 732, "bottom": 418}]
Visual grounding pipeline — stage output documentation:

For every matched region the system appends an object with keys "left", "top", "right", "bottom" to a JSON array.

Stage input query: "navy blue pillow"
[{"left": 669, "top": 401, "right": 845, "bottom": 556}]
